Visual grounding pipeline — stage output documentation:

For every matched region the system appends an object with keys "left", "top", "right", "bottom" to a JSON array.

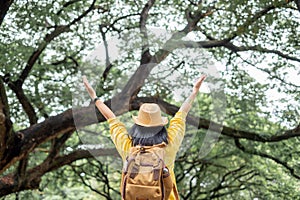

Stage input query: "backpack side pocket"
[{"left": 162, "top": 167, "right": 173, "bottom": 200}]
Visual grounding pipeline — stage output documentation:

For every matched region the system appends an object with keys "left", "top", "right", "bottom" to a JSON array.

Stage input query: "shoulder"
[
  {"left": 107, "top": 117, "right": 126, "bottom": 128},
  {"left": 170, "top": 111, "right": 187, "bottom": 121}
]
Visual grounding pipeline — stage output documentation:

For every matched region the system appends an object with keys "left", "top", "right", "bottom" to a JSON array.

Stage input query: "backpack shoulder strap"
[
  {"left": 133, "top": 142, "right": 167, "bottom": 152},
  {"left": 153, "top": 142, "right": 167, "bottom": 148},
  {"left": 173, "top": 184, "right": 180, "bottom": 200}
]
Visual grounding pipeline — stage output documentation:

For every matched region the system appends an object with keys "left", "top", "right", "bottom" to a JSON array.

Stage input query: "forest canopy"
[{"left": 0, "top": 0, "right": 299, "bottom": 199}]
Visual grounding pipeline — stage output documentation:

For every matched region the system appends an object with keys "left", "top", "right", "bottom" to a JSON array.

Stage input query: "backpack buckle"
[{"left": 139, "top": 146, "right": 146, "bottom": 153}]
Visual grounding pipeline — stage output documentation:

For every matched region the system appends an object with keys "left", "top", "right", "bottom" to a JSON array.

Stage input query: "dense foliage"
[{"left": 0, "top": 0, "right": 299, "bottom": 199}]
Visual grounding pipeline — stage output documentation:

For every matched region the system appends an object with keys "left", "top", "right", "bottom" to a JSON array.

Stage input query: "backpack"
[{"left": 121, "top": 143, "right": 179, "bottom": 200}]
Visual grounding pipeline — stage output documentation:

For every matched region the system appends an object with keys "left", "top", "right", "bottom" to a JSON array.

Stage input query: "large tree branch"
[
  {"left": 0, "top": 0, "right": 14, "bottom": 27},
  {"left": 1, "top": 96, "right": 299, "bottom": 174},
  {"left": 228, "top": 3, "right": 280, "bottom": 40},
  {"left": 4, "top": 0, "right": 97, "bottom": 126},
  {"left": 7, "top": 81, "right": 38, "bottom": 125},
  {"left": 46, "top": 131, "right": 74, "bottom": 161},
  {"left": 56, "top": 0, "right": 83, "bottom": 15},
  {"left": 117, "top": 2, "right": 215, "bottom": 104},
  {"left": 0, "top": 78, "right": 13, "bottom": 159},
  {"left": 0, "top": 147, "right": 118, "bottom": 196},
  {"left": 189, "top": 2, "right": 300, "bottom": 70},
  {"left": 131, "top": 97, "right": 300, "bottom": 143},
  {"left": 139, "top": 0, "right": 155, "bottom": 65},
  {"left": 44, "top": 148, "right": 118, "bottom": 173},
  {"left": 295, "top": 0, "right": 300, "bottom": 11},
  {"left": 99, "top": 13, "right": 140, "bottom": 81},
  {"left": 180, "top": 39, "right": 300, "bottom": 63},
  {"left": 117, "top": 5, "right": 214, "bottom": 105},
  {"left": 99, "top": 24, "right": 112, "bottom": 82},
  {"left": 190, "top": 3, "right": 300, "bottom": 65},
  {"left": 0, "top": 96, "right": 299, "bottom": 195},
  {"left": 223, "top": 43, "right": 300, "bottom": 63},
  {"left": 18, "top": 0, "right": 97, "bottom": 85},
  {"left": 152, "top": 7, "right": 214, "bottom": 65},
  {"left": 109, "top": 13, "right": 140, "bottom": 32},
  {"left": 179, "top": 36, "right": 299, "bottom": 90},
  {"left": 183, "top": 37, "right": 300, "bottom": 88}
]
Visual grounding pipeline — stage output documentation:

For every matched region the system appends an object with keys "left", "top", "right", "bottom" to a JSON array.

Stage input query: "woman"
[{"left": 83, "top": 74, "right": 206, "bottom": 200}]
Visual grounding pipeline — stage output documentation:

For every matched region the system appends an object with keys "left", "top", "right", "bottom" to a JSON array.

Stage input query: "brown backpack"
[{"left": 121, "top": 143, "right": 179, "bottom": 200}]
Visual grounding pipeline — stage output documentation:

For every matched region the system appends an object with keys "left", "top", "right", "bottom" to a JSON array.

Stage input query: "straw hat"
[{"left": 132, "top": 103, "right": 168, "bottom": 127}]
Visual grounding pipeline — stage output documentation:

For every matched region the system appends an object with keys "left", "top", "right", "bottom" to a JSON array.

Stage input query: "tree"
[{"left": 0, "top": 0, "right": 299, "bottom": 199}]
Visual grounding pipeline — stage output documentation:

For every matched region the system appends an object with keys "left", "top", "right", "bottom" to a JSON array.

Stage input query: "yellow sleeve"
[
  {"left": 167, "top": 111, "right": 187, "bottom": 150},
  {"left": 165, "top": 111, "right": 187, "bottom": 168},
  {"left": 107, "top": 117, "right": 132, "bottom": 160}
]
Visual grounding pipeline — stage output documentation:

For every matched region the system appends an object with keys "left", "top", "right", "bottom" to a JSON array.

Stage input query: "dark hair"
[{"left": 129, "top": 124, "right": 168, "bottom": 146}]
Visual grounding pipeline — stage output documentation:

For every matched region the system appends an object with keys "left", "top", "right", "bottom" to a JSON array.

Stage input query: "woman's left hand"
[{"left": 83, "top": 76, "right": 97, "bottom": 99}]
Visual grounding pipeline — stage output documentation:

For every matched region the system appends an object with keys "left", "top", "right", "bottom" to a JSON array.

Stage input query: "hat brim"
[{"left": 132, "top": 115, "right": 168, "bottom": 127}]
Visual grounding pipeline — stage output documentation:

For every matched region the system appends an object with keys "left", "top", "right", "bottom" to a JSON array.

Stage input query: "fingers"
[
  {"left": 195, "top": 74, "right": 206, "bottom": 85},
  {"left": 82, "top": 76, "right": 96, "bottom": 99},
  {"left": 82, "top": 76, "right": 90, "bottom": 88},
  {"left": 82, "top": 76, "right": 88, "bottom": 84},
  {"left": 198, "top": 74, "right": 207, "bottom": 82},
  {"left": 193, "top": 74, "right": 206, "bottom": 93}
]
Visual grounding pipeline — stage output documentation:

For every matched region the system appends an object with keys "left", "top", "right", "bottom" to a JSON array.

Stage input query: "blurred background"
[{"left": 0, "top": 0, "right": 299, "bottom": 199}]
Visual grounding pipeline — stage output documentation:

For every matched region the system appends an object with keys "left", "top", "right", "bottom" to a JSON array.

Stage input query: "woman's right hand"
[
  {"left": 192, "top": 74, "right": 206, "bottom": 94},
  {"left": 83, "top": 76, "right": 97, "bottom": 99}
]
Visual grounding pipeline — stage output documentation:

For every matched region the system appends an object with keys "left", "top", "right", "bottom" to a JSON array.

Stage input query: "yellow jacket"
[{"left": 108, "top": 111, "right": 187, "bottom": 200}]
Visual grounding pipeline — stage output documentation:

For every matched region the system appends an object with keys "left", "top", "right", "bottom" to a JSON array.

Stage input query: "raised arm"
[
  {"left": 179, "top": 74, "right": 206, "bottom": 114},
  {"left": 82, "top": 76, "right": 116, "bottom": 120}
]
